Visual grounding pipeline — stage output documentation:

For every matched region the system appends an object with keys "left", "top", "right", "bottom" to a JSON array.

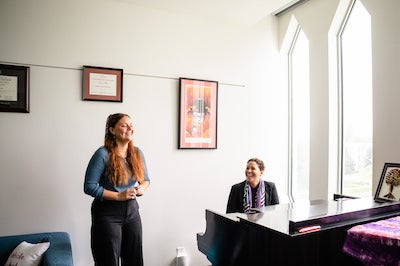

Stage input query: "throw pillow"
[{"left": 4, "top": 241, "right": 50, "bottom": 266}]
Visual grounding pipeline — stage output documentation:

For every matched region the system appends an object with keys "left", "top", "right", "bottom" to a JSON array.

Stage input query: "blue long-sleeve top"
[{"left": 84, "top": 146, "right": 150, "bottom": 200}]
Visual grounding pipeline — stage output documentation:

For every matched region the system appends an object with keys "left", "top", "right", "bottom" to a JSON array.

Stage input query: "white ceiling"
[{"left": 123, "top": 0, "right": 295, "bottom": 23}]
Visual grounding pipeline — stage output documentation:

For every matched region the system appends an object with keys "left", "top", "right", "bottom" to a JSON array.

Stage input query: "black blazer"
[{"left": 226, "top": 180, "right": 279, "bottom": 213}]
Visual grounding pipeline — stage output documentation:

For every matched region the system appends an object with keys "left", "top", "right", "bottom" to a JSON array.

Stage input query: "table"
[{"left": 343, "top": 215, "right": 400, "bottom": 266}]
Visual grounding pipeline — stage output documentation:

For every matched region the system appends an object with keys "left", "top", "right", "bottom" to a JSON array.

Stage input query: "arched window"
[
  {"left": 329, "top": 0, "right": 373, "bottom": 197},
  {"left": 340, "top": 0, "right": 373, "bottom": 197},
  {"left": 286, "top": 19, "right": 310, "bottom": 202}
]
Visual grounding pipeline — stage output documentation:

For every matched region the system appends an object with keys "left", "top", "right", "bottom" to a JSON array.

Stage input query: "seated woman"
[{"left": 226, "top": 158, "right": 279, "bottom": 213}]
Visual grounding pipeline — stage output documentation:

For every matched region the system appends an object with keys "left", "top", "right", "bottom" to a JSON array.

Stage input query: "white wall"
[
  {"left": 365, "top": 0, "right": 400, "bottom": 189},
  {"left": 0, "top": 1, "right": 287, "bottom": 265},
  {"left": 1, "top": 0, "right": 399, "bottom": 265}
]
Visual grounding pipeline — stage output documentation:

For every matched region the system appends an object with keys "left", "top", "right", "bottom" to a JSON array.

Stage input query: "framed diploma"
[
  {"left": 82, "top": 66, "right": 123, "bottom": 102},
  {"left": 178, "top": 77, "right": 218, "bottom": 149},
  {"left": 0, "top": 64, "right": 30, "bottom": 113}
]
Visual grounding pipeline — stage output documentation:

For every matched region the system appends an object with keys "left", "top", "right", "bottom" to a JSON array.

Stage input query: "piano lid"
[{"left": 233, "top": 197, "right": 400, "bottom": 236}]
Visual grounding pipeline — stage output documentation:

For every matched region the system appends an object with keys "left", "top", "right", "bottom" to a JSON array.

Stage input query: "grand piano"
[{"left": 197, "top": 197, "right": 400, "bottom": 266}]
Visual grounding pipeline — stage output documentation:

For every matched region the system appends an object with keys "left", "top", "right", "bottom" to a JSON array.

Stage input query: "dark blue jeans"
[{"left": 91, "top": 199, "right": 143, "bottom": 266}]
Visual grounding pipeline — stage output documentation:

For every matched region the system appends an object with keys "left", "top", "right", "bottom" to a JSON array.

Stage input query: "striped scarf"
[{"left": 243, "top": 180, "right": 266, "bottom": 213}]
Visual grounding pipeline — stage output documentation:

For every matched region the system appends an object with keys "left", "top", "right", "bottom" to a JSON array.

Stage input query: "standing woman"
[
  {"left": 226, "top": 158, "right": 278, "bottom": 213},
  {"left": 84, "top": 113, "right": 150, "bottom": 266}
]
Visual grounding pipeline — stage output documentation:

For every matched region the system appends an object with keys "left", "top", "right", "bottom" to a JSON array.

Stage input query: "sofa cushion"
[
  {"left": 0, "top": 232, "right": 73, "bottom": 266},
  {"left": 4, "top": 241, "right": 50, "bottom": 266}
]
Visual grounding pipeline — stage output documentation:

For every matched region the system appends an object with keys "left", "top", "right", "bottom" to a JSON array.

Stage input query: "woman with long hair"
[{"left": 84, "top": 113, "right": 150, "bottom": 266}]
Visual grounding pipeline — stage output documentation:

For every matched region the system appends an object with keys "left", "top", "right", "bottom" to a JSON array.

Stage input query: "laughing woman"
[
  {"left": 226, "top": 158, "right": 279, "bottom": 214},
  {"left": 84, "top": 113, "right": 150, "bottom": 266}
]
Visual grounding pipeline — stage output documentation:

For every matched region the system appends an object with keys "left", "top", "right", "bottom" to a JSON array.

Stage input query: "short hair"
[{"left": 247, "top": 158, "right": 265, "bottom": 171}]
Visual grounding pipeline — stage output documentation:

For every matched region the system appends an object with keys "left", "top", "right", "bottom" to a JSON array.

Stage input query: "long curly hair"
[{"left": 104, "top": 113, "right": 145, "bottom": 186}]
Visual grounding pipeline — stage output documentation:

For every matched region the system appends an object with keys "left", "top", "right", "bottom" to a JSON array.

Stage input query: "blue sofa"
[{"left": 0, "top": 232, "right": 73, "bottom": 266}]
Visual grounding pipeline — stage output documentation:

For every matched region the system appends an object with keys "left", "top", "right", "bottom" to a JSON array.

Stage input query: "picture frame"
[
  {"left": 374, "top": 162, "right": 400, "bottom": 202},
  {"left": 82, "top": 65, "right": 123, "bottom": 102},
  {"left": 178, "top": 77, "right": 218, "bottom": 149},
  {"left": 0, "top": 64, "right": 30, "bottom": 113}
]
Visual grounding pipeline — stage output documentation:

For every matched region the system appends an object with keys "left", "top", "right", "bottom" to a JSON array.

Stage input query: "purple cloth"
[{"left": 343, "top": 216, "right": 400, "bottom": 266}]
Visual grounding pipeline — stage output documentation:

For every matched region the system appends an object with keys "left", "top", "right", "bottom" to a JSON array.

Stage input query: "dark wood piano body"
[{"left": 197, "top": 198, "right": 400, "bottom": 266}]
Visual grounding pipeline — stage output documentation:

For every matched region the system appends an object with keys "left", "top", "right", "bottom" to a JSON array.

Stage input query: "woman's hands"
[
  {"left": 117, "top": 187, "right": 137, "bottom": 201},
  {"left": 103, "top": 181, "right": 150, "bottom": 201}
]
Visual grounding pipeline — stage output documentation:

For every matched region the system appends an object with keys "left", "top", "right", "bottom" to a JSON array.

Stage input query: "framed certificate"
[
  {"left": 82, "top": 66, "right": 123, "bottom": 102},
  {"left": 0, "top": 64, "right": 30, "bottom": 113}
]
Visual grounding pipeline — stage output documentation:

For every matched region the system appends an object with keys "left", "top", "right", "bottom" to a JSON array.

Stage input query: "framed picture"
[
  {"left": 82, "top": 65, "right": 123, "bottom": 102},
  {"left": 179, "top": 78, "right": 218, "bottom": 149},
  {"left": 0, "top": 64, "right": 30, "bottom": 113},
  {"left": 374, "top": 163, "right": 400, "bottom": 202}
]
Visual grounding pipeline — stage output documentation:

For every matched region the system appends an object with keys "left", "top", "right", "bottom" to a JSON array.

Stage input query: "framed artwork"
[
  {"left": 82, "top": 65, "right": 123, "bottom": 102},
  {"left": 374, "top": 163, "right": 400, "bottom": 202},
  {"left": 0, "top": 64, "right": 30, "bottom": 113},
  {"left": 179, "top": 78, "right": 218, "bottom": 149}
]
